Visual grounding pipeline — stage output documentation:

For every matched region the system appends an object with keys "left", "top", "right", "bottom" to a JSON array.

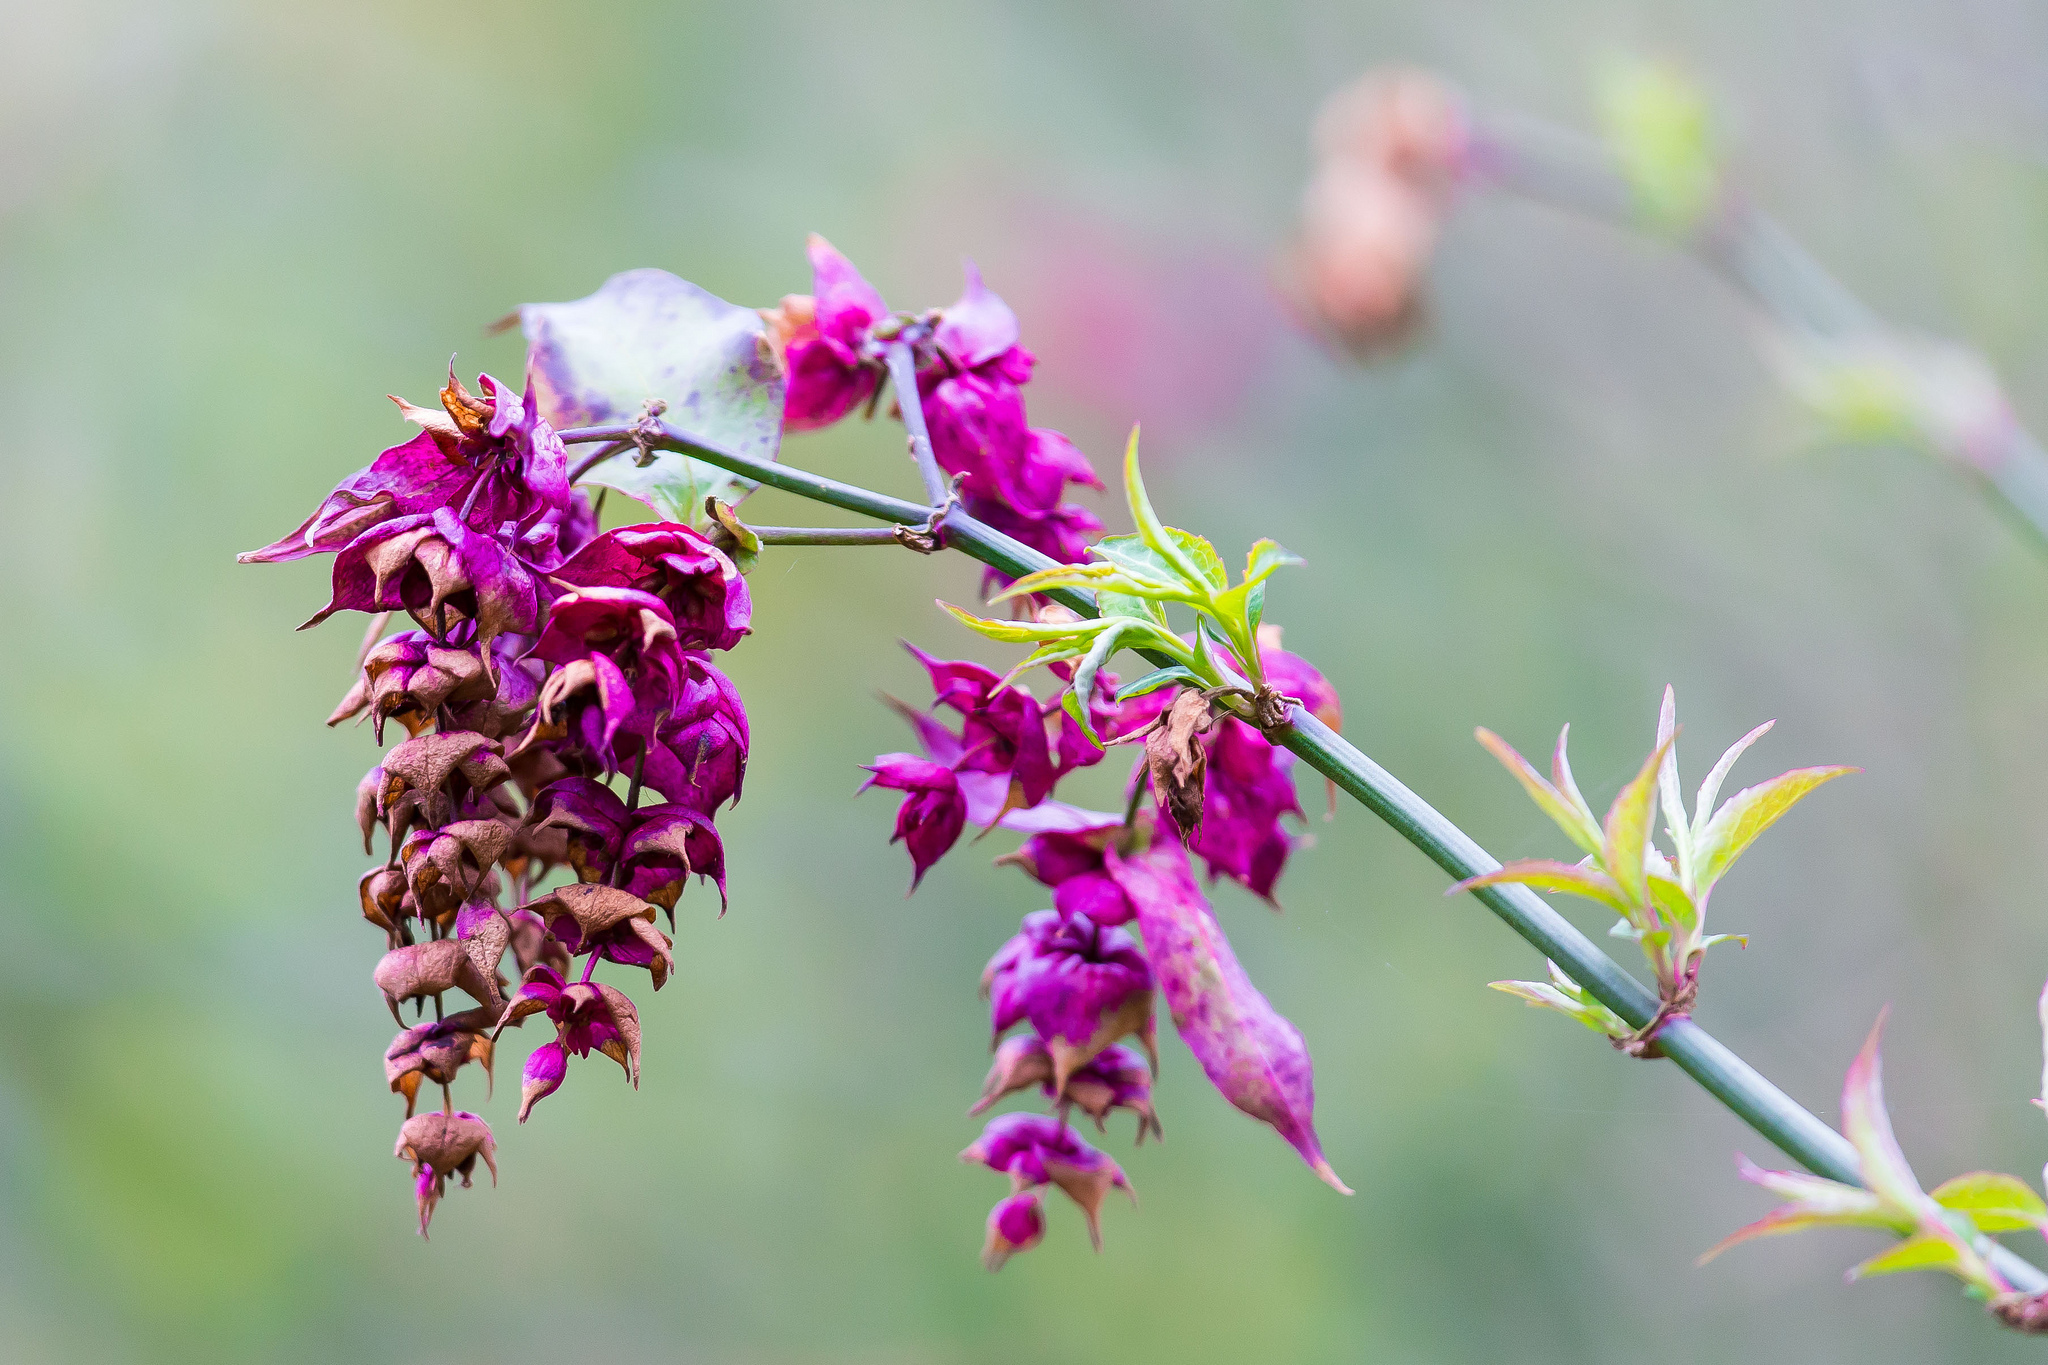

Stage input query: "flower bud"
[
  {"left": 982, "top": 1190, "right": 1045, "bottom": 1271},
  {"left": 961, "top": 1112, "right": 1134, "bottom": 1251},
  {"left": 983, "top": 911, "right": 1155, "bottom": 1094},
  {"left": 385, "top": 1007, "right": 496, "bottom": 1116}
]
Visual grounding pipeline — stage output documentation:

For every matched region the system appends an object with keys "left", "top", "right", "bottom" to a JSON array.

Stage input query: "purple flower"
[
  {"left": 553, "top": 524, "right": 752, "bottom": 652},
  {"left": 328, "top": 629, "right": 488, "bottom": 742},
  {"left": 1000, "top": 817, "right": 1141, "bottom": 927},
  {"left": 982, "top": 910, "right": 1156, "bottom": 1093},
  {"left": 359, "top": 865, "right": 411, "bottom": 946},
  {"left": 519, "top": 586, "right": 690, "bottom": 766},
  {"left": 981, "top": 1190, "right": 1045, "bottom": 1271},
  {"left": 305, "top": 507, "right": 541, "bottom": 653},
  {"left": 493, "top": 964, "right": 643, "bottom": 1122},
  {"left": 918, "top": 265, "right": 1037, "bottom": 494},
  {"left": 766, "top": 235, "right": 889, "bottom": 431},
  {"left": 394, "top": 1110, "right": 497, "bottom": 1238},
  {"left": 859, "top": 755, "right": 966, "bottom": 890},
  {"left": 640, "top": 653, "right": 751, "bottom": 813},
  {"left": 521, "top": 883, "right": 675, "bottom": 989},
  {"left": 1111, "top": 834, "right": 1351, "bottom": 1194},
  {"left": 906, "top": 644, "right": 1055, "bottom": 810},
  {"left": 385, "top": 1007, "right": 496, "bottom": 1117},
  {"left": 530, "top": 776, "right": 727, "bottom": 916},
  {"left": 243, "top": 370, "right": 568, "bottom": 564},
  {"left": 971, "top": 1035, "right": 1162, "bottom": 1143},
  {"left": 961, "top": 1112, "right": 1135, "bottom": 1251}
]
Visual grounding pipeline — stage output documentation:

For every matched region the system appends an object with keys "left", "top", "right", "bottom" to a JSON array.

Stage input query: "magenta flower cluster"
[
  {"left": 863, "top": 633, "right": 1352, "bottom": 1266},
  {"left": 764, "top": 234, "right": 1104, "bottom": 573},
  {"left": 243, "top": 369, "right": 751, "bottom": 1235}
]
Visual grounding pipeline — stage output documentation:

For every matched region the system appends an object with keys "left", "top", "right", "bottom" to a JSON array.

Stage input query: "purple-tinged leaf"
[
  {"left": 1602, "top": 734, "right": 1674, "bottom": 910},
  {"left": 519, "top": 270, "right": 785, "bottom": 528},
  {"left": 1928, "top": 1173, "right": 2048, "bottom": 1233},
  {"left": 1841, "top": 1011, "right": 1925, "bottom": 1211},
  {"left": 1447, "top": 859, "right": 1629, "bottom": 914},
  {"left": 1116, "top": 837, "right": 1351, "bottom": 1194},
  {"left": 1550, "top": 724, "right": 1598, "bottom": 830},
  {"left": 1475, "top": 728, "right": 1602, "bottom": 858},
  {"left": 1693, "top": 764, "right": 1858, "bottom": 891}
]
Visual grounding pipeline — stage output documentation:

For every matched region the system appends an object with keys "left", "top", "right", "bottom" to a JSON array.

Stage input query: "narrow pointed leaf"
[
  {"left": 1698, "top": 1207, "right": 1904, "bottom": 1265},
  {"left": 940, "top": 602, "right": 1118, "bottom": 644},
  {"left": 1551, "top": 724, "right": 1598, "bottom": 828},
  {"left": 1120, "top": 429, "right": 1206, "bottom": 590},
  {"left": 1488, "top": 980, "right": 1628, "bottom": 1036},
  {"left": 1447, "top": 860, "right": 1630, "bottom": 914},
  {"left": 1167, "top": 528, "right": 1229, "bottom": 593},
  {"left": 1098, "top": 586, "right": 1171, "bottom": 629},
  {"left": 1116, "top": 667, "right": 1200, "bottom": 702},
  {"left": 1691, "top": 719, "right": 1775, "bottom": 844},
  {"left": 1646, "top": 872, "right": 1699, "bottom": 936},
  {"left": 1656, "top": 686, "right": 1692, "bottom": 875},
  {"left": 1063, "top": 624, "right": 1128, "bottom": 746},
  {"left": 1603, "top": 735, "right": 1675, "bottom": 909},
  {"left": 1841, "top": 1012, "right": 1925, "bottom": 1210},
  {"left": 1088, "top": 535, "right": 1192, "bottom": 593},
  {"left": 1694, "top": 765, "right": 1858, "bottom": 891},
  {"left": 1475, "top": 728, "right": 1603, "bottom": 857}
]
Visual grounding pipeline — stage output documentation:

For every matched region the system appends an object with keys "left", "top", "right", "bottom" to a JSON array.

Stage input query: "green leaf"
[
  {"left": 1089, "top": 536, "right": 1196, "bottom": 597},
  {"left": 1120, "top": 428, "right": 1207, "bottom": 590},
  {"left": 706, "top": 499, "right": 761, "bottom": 573},
  {"left": 1475, "top": 729, "right": 1604, "bottom": 858},
  {"left": 1166, "top": 528, "right": 1228, "bottom": 593},
  {"left": 1116, "top": 667, "right": 1200, "bottom": 701},
  {"left": 1929, "top": 1173, "right": 2048, "bottom": 1233},
  {"left": 1489, "top": 965, "right": 1629, "bottom": 1038},
  {"left": 521, "top": 269, "right": 784, "bottom": 528},
  {"left": 995, "top": 639, "right": 1093, "bottom": 689},
  {"left": 1104, "top": 593, "right": 1171, "bottom": 630},
  {"left": 1699, "top": 932, "right": 1748, "bottom": 952},
  {"left": 1693, "top": 765, "right": 1859, "bottom": 891},
  {"left": 1841, "top": 1013, "right": 1927, "bottom": 1212},
  {"left": 939, "top": 601, "right": 1119, "bottom": 644},
  {"left": 1245, "top": 581, "right": 1266, "bottom": 637},
  {"left": 1063, "top": 625, "right": 1128, "bottom": 745},
  {"left": 1244, "top": 538, "right": 1305, "bottom": 588},
  {"left": 1646, "top": 873, "right": 1699, "bottom": 936},
  {"left": 1847, "top": 1233, "right": 1968, "bottom": 1282},
  {"left": 1597, "top": 58, "right": 1719, "bottom": 235},
  {"left": 1698, "top": 1203, "right": 1902, "bottom": 1264},
  {"left": 989, "top": 565, "right": 1165, "bottom": 605},
  {"left": 1602, "top": 735, "right": 1674, "bottom": 910},
  {"left": 1447, "top": 859, "right": 1630, "bottom": 914}
]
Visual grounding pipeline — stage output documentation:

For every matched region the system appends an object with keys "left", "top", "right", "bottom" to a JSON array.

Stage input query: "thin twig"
[
  {"left": 883, "top": 340, "right": 950, "bottom": 508},
  {"left": 1471, "top": 112, "right": 2048, "bottom": 551},
  {"left": 569, "top": 437, "right": 634, "bottom": 483}
]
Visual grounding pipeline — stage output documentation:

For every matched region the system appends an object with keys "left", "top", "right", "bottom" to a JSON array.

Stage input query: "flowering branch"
[{"left": 550, "top": 407, "right": 2048, "bottom": 1295}]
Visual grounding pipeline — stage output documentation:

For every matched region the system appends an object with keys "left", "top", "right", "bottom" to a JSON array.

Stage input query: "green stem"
[{"left": 558, "top": 419, "right": 2046, "bottom": 1293}]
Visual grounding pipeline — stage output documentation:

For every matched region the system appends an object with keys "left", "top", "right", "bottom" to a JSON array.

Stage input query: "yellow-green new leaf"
[
  {"left": 1603, "top": 735, "right": 1675, "bottom": 910},
  {"left": 1120, "top": 428, "right": 1208, "bottom": 590},
  {"left": 1244, "top": 538, "right": 1304, "bottom": 588},
  {"left": 1693, "top": 765, "right": 1859, "bottom": 891},
  {"left": 1448, "top": 859, "right": 1630, "bottom": 914},
  {"left": 1929, "top": 1173, "right": 2048, "bottom": 1233},
  {"left": 1476, "top": 728, "right": 1603, "bottom": 857},
  {"left": 939, "top": 601, "right": 1120, "bottom": 644},
  {"left": 1847, "top": 1233, "right": 1971, "bottom": 1282}
]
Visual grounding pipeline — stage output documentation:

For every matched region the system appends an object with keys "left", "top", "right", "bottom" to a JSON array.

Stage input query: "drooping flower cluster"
[
  {"left": 243, "top": 368, "right": 752, "bottom": 1235},
  {"left": 762, "top": 235, "right": 1104, "bottom": 575},
  {"left": 860, "top": 534, "right": 1351, "bottom": 1264}
]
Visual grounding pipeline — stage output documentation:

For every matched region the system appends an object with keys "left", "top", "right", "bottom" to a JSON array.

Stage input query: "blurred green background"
[{"left": 10, "top": 0, "right": 2048, "bottom": 1360}]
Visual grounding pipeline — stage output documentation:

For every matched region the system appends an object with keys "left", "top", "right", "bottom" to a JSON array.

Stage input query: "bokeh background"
[{"left": 10, "top": 1, "right": 2048, "bottom": 1361}]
